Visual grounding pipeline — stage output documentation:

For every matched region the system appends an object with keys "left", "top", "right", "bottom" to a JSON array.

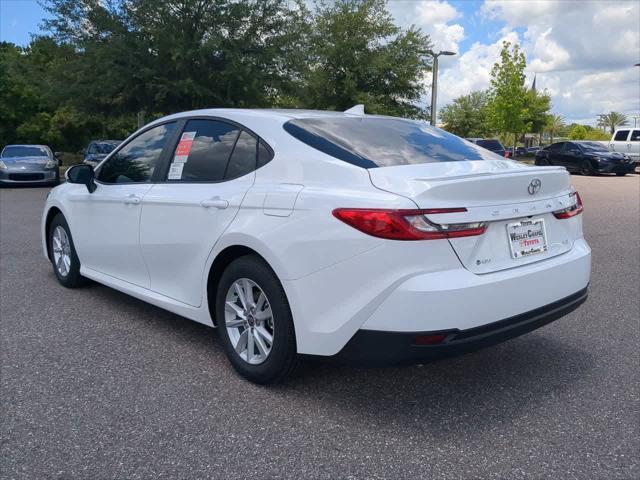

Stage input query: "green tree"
[
  {"left": 597, "top": 112, "right": 629, "bottom": 134},
  {"left": 568, "top": 124, "right": 587, "bottom": 140},
  {"left": 545, "top": 114, "right": 565, "bottom": 143},
  {"left": 486, "top": 42, "right": 529, "bottom": 152},
  {"left": 524, "top": 89, "right": 551, "bottom": 140},
  {"left": 439, "top": 90, "right": 491, "bottom": 137},
  {"left": 300, "top": 0, "right": 432, "bottom": 117}
]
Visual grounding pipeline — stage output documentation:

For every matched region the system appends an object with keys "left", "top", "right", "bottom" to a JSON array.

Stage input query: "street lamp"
[{"left": 421, "top": 49, "right": 457, "bottom": 126}]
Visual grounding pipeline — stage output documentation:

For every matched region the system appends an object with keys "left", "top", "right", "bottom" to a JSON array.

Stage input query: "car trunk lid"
[{"left": 368, "top": 160, "right": 578, "bottom": 274}]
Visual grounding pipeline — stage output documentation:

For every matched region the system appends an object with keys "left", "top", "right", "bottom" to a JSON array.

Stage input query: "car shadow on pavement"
[
  {"left": 282, "top": 334, "right": 596, "bottom": 437},
  {"left": 71, "top": 277, "right": 596, "bottom": 438}
]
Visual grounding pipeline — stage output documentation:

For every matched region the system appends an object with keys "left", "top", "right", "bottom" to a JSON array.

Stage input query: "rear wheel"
[
  {"left": 215, "top": 255, "right": 298, "bottom": 384},
  {"left": 580, "top": 159, "right": 594, "bottom": 176},
  {"left": 48, "top": 213, "right": 86, "bottom": 288}
]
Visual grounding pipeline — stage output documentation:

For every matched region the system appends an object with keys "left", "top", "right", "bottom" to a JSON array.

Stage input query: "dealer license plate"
[{"left": 507, "top": 218, "right": 548, "bottom": 259}]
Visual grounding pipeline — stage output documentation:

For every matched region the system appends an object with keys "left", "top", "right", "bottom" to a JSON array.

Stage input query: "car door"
[
  {"left": 547, "top": 142, "right": 564, "bottom": 166},
  {"left": 67, "top": 122, "right": 178, "bottom": 288},
  {"left": 628, "top": 129, "right": 640, "bottom": 160},
  {"left": 139, "top": 118, "right": 272, "bottom": 307},
  {"left": 562, "top": 142, "right": 581, "bottom": 171}
]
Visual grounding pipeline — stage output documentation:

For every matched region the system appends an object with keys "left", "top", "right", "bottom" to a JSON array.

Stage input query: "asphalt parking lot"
[{"left": 1, "top": 174, "right": 638, "bottom": 479}]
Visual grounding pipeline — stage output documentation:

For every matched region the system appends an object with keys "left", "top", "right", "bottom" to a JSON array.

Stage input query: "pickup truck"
[{"left": 608, "top": 128, "right": 639, "bottom": 164}]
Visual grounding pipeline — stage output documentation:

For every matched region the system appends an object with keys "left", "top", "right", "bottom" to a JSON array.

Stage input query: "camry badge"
[{"left": 528, "top": 178, "right": 542, "bottom": 195}]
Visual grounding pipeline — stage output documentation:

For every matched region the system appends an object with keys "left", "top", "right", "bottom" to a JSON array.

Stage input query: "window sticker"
[
  {"left": 167, "top": 162, "right": 184, "bottom": 180},
  {"left": 174, "top": 131, "right": 196, "bottom": 163}
]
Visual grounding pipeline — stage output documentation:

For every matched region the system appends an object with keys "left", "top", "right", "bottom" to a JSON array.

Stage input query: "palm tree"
[
  {"left": 598, "top": 112, "right": 629, "bottom": 134},
  {"left": 545, "top": 114, "right": 564, "bottom": 143}
]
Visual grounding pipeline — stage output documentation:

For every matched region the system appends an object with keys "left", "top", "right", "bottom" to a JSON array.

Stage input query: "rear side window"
[
  {"left": 224, "top": 131, "right": 257, "bottom": 179},
  {"left": 630, "top": 130, "right": 640, "bottom": 142},
  {"left": 548, "top": 142, "right": 564, "bottom": 152},
  {"left": 168, "top": 119, "right": 240, "bottom": 182},
  {"left": 614, "top": 130, "right": 629, "bottom": 141},
  {"left": 283, "top": 117, "right": 498, "bottom": 168}
]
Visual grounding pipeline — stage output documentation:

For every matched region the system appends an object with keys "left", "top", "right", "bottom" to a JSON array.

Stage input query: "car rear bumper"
[{"left": 331, "top": 287, "right": 588, "bottom": 366}]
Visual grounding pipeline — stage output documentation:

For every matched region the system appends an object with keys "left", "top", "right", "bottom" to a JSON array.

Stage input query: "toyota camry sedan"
[{"left": 41, "top": 108, "right": 591, "bottom": 384}]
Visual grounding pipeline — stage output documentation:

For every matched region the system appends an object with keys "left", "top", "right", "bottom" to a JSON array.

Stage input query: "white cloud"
[
  {"left": 437, "top": 30, "right": 521, "bottom": 107},
  {"left": 388, "top": 1, "right": 465, "bottom": 62}
]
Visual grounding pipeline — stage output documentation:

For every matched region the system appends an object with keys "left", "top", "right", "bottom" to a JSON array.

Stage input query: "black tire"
[
  {"left": 536, "top": 157, "right": 550, "bottom": 166},
  {"left": 580, "top": 159, "right": 594, "bottom": 176},
  {"left": 615, "top": 172, "right": 626, "bottom": 176},
  {"left": 48, "top": 213, "right": 87, "bottom": 288},
  {"left": 215, "top": 255, "right": 298, "bottom": 384}
]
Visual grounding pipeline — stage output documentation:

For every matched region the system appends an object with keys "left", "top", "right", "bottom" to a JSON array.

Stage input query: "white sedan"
[{"left": 42, "top": 108, "right": 591, "bottom": 383}]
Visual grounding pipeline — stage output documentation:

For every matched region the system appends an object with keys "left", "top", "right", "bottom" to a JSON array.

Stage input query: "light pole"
[{"left": 421, "top": 50, "right": 456, "bottom": 126}]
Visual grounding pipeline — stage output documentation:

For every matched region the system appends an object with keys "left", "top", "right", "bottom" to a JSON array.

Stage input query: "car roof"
[{"left": 149, "top": 108, "right": 401, "bottom": 126}]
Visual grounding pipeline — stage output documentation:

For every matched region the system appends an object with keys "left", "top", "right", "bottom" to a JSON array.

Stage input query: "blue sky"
[
  {"left": 2, "top": 0, "right": 638, "bottom": 124},
  {"left": 0, "top": 0, "right": 48, "bottom": 46}
]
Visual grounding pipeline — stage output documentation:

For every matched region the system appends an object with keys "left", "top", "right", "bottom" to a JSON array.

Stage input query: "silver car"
[{"left": 0, "top": 145, "right": 60, "bottom": 186}]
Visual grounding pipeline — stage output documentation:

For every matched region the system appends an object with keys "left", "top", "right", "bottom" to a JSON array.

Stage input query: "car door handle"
[
  {"left": 123, "top": 194, "right": 141, "bottom": 205},
  {"left": 200, "top": 197, "right": 229, "bottom": 209}
]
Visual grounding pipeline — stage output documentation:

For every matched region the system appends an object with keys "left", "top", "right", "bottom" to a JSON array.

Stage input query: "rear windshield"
[
  {"left": 1, "top": 146, "right": 49, "bottom": 158},
  {"left": 283, "top": 117, "right": 499, "bottom": 168},
  {"left": 475, "top": 139, "right": 504, "bottom": 151}
]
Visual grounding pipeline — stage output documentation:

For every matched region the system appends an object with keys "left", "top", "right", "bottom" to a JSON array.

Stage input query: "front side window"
[
  {"left": 548, "top": 142, "right": 564, "bottom": 152},
  {"left": 630, "top": 130, "right": 640, "bottom": 142},
  {"left": 283, "top": 117, "right": 499, "bottom": 168},
  {"left": 97, "top": 123, "right": 175, "bottom": 183},
  {"left": 564, "top": 143, "right": 580, "bottom": 153},
  {"left": 614, "top": 130, "right": 629, "bottom": 141}
]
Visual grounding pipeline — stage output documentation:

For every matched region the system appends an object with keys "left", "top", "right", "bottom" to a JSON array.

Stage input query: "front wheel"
[
  {"left": 215, "top": 255, "right": 298, "bottom": 384},
  {"left": 48, "top": 213, "right": 87, "bottom": 288},
  {"left": 580, "top": 159, "right": 594, "bottom": 176},
  {"left": 536, "top": 157, "right": 550, "bottom": 166}
]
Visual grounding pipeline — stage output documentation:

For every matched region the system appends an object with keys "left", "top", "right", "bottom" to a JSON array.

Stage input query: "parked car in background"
[
  {"left": 607, "top": 128, "right": 639, "bottom": 164},
  {"left": 467, "top": 138, "right": 509, "bottom": 158},
  {"left": 515, "top": 147, "right": 527, "bottom": 156},
  {"left": 42, "top": 108, "right": 590, "bottom": 383},
  {"left": 527, "top": 146, "right": 540, "bottom": 154},
  {"left": 0, "top": 144, "right": 60, "bottom": 186},
  {"left": 535, "top": 141, "right": 635, "bottom": 176},
  {"left": 83, "top": 140, "right": 122, "bottom": 167}
]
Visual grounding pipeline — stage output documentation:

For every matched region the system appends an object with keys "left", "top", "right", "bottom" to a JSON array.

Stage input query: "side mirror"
[{"left": 66, "top": 164, "right": 97, "bottom": 193}]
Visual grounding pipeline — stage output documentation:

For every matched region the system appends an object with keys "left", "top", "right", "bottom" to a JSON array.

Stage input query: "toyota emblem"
[{"left": 528, "top": 178, "right": 542, "bottom": 195}]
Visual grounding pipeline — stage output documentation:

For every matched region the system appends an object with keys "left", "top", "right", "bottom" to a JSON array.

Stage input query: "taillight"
[
  {"left": 553, "top": 191, "right": 583, "bottom": 219},
  {"left": 332, "top": 208, "right": 486, "bottom": 240}
]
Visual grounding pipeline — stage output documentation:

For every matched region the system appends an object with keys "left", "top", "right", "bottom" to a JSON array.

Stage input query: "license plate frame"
[{"left": 507, "top": 217, "right": 548, "bottom": 259}]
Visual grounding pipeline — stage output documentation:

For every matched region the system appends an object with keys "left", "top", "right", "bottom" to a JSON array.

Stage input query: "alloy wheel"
[
  {"left": 52, "top": 226, "right": 72, "bottom": 277},
  {"left": 224, "top": 278, "right": 274, "bottom": 365}
]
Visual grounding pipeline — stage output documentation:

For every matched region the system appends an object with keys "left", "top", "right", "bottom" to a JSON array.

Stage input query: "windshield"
[
  {"left": 94, "top": 143, "right": 118, "bottom": 154},
  {"left": 283, "top": 117, "right": 499, "bottom": 168},
  {"left": 2, "top": 146, "right": 50, "bottom": 158},
  {"left": 475, "top": 140, "right": 504, "bottom": 151},
  {"left": 578, "top": 142, "right": 609, "bottom": 152}
]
